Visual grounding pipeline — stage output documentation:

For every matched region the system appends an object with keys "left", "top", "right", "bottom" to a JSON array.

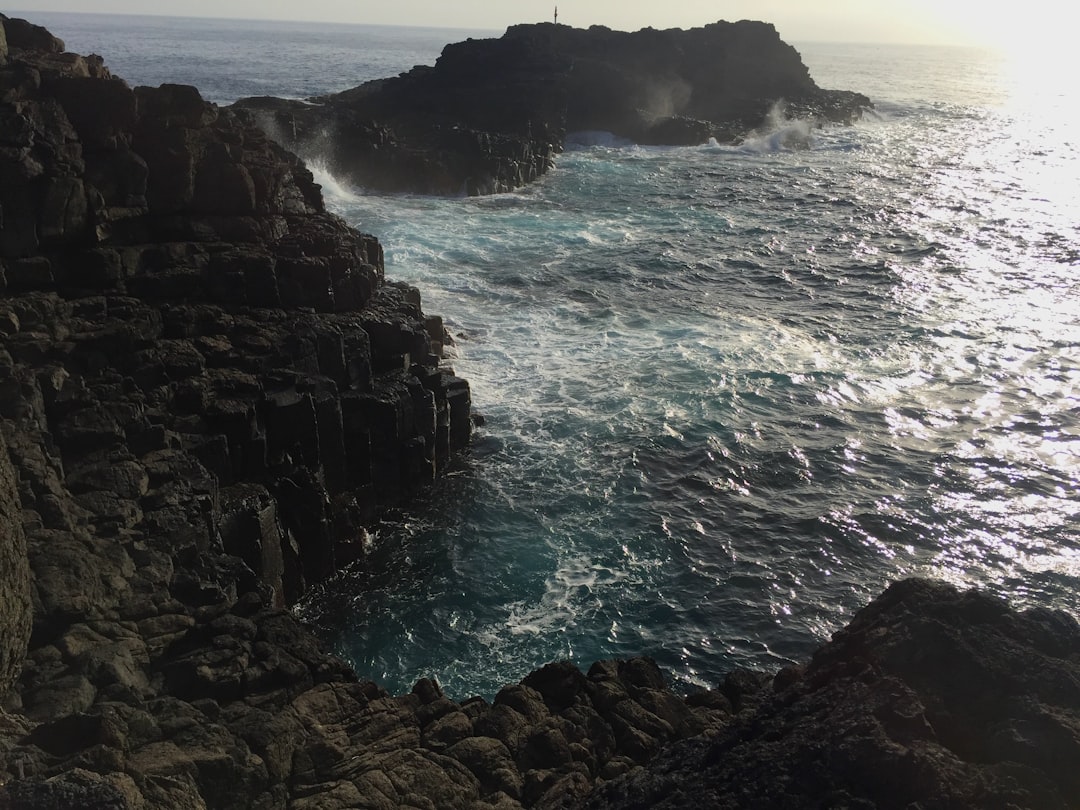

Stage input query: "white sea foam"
[
  {"left": 307, "top": 159, "right": 363, "bottom": 205},
  {"left": 738, "top": 102, "right": 816, "bottom": 153}
]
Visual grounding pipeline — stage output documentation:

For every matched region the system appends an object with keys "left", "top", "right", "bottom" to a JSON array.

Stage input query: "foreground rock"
[
  {"left": 234, "top": 21, "right": 871, "bottom": 195},
  {"left": 586, "top": 578, "right": 1080, "bottom": 809}
]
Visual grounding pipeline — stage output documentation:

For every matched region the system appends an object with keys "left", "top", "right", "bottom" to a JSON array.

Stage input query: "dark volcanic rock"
[
  {"left": 0, "top": 429, "right": 31, "bottom": 696},
  {"left": 0, "top": 15, "right": 478, "bottom": 808},
  {"left": 583, "top": 578, "right": 1080, "bottom": 810},
  {"left": 233, "top": 20, "right": 871, "bottom": 195},
  {"left": 0, "top": 12, "right": 471, "bottom": 618}
]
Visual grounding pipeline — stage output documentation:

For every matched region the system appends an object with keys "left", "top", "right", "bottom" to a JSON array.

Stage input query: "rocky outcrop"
[
  {"left": 585, "top": 578, "right": 1080, "bottom": 809},
  {"left": 234, "top": 21, "right": 871, "bottom": 195},
  {"left": 2, "top": 630, "right": 725, "bottom": 809},
  {"left": 0, "top": 15, "right": 476, "bottom": 807},
  {"left": 0, "top": 12, "right": 471, "bottom": 609}
]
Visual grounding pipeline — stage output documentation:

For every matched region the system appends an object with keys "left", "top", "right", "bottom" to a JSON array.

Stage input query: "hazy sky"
[{"left": 9, "top": 1, "right": 1073, "bottom": 48}]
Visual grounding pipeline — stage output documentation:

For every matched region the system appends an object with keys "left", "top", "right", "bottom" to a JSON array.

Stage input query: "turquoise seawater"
[{"left": 23, "top": 13, "right": 1080, "bottom": 698}]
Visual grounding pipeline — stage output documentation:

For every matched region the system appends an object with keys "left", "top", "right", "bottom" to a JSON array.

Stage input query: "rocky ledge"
[
  {"left": 233, "top": 21, "right": 872, "bottom": 195},
  {"left": 1, "top": 15, "right": 1078, "bottom": 810}
]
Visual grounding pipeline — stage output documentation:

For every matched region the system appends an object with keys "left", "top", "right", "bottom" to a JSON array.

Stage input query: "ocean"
[{"left": 19, "top": 11, "right": 1080, "bottom": 699}]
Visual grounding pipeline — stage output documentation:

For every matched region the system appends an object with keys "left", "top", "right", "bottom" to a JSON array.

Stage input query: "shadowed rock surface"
[
  {"left": 0, "top": 429, "right": 30, "bottom": 699},
  {"left": 1, "top": 15, "right": 1078, "bottom": 810},
  {"left": 233, "top": 21, "right": 871, "bottom": 195},
  {"left": 584, "top": 578, "right": 1080, "bottom": 810}
]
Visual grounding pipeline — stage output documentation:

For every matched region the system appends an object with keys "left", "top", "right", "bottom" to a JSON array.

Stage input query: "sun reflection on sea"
[{"left": 874, "top": 27, "right": 1080, "bottom": 605}]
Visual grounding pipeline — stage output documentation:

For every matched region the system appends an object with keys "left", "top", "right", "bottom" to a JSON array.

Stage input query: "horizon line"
[{"left": 9, "top": 8, "right": 1001, "bottom": 49}]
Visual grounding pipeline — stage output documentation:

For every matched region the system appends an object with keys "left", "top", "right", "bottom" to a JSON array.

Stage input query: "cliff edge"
[{"left": 587, "top": 578, "right": 1080, "bottom": 809}]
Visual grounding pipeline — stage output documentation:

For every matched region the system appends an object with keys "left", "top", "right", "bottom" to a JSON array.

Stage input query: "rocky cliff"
[
  {"left": 0, "top": 14, "right": 476, "bottom": 806},
  {"left": 234, "top": 21, "right": 871, "bottom": 195},
  {"left": 2, "top": 15, "right": 1078, "bottom": 810}
]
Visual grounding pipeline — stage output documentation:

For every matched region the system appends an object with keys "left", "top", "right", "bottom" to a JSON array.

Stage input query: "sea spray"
[
  {"left": 308, "top": 159, "right": 364, "bottom": 206},
  {"left": 739, "top": 101, "right": 816, "bottom": 152}
]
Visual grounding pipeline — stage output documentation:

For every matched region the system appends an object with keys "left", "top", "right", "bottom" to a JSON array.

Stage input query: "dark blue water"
[{"left": 22, "top": 13, "right": 1080, "bottom": 698}]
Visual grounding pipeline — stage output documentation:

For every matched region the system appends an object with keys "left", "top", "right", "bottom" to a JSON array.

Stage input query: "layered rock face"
[
  {"left": 235, "top": 21, "right": 871, "bottom": 195},
  {"left": 0, "top": 13, "right": 472, "bottom": 609}
]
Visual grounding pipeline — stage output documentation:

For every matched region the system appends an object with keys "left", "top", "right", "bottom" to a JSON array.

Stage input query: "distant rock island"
[
  {"left": 234, "top": 21, "right": 871, "bottom": 195},
  {"left": 2, "top": 14, "right": 1078, "bottom": 810}
]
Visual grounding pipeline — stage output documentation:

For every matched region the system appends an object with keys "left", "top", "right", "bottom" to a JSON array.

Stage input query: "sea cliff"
[{"left": 1, "top": 15, "right": 1078, "bottom": 810}]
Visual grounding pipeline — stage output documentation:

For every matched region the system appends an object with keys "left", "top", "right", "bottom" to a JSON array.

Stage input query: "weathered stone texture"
[
  {"left": 584, "top": 579, "right": 1080, "bottom": 810},
  {"left": 0, "top": 428, "right": 31, "bottom": 697}
]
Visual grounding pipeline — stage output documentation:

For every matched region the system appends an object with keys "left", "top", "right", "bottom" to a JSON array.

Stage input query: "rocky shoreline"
[
  {"left": 233, "top": 21, "right": 871, "bottom": 196},
  {"left": 2, "top": 14, "right": 1078, "bottom": 810}
]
